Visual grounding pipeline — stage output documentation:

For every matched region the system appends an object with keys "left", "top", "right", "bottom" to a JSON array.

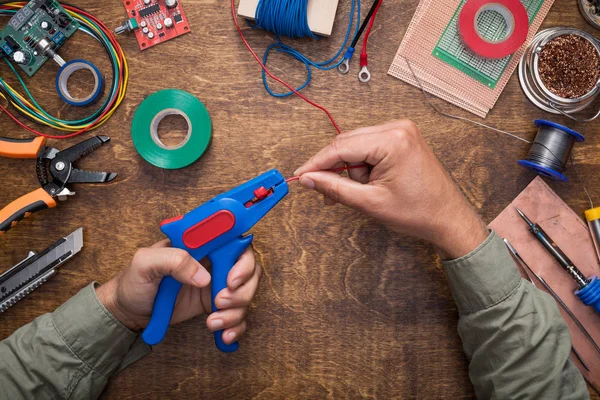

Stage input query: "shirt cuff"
[
  {"left": 442, "top": 230, "right": 522, "bottom": 314},
  {"left": 51, "top": 282, "right": 151, "bottom": 377}
]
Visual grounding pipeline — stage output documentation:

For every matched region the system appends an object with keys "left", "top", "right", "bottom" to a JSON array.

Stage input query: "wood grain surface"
[{"left": 0, "top": 0, "right": 599, "bottom": 398}]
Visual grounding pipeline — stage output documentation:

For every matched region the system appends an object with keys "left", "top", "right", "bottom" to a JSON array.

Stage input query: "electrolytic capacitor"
[
  {"left": 586, "top": 207, "right": 600, "bottom": 263},
  {"left": 12, "top": 50, "right": 31, "bottom": 65},
  {"left": 148, "top": 32, "right": 155, "bottom": 39},
  {"left": 164, "top": 17, "right": 173, "bottom": 28},
  {"left": 142, "top": 27, "right": 149, "bottom": 34},
  {"left": 140, "top": 20, "right": 147, "bottom": 28},
  {"left": 143, "top": 0, "right": 151, "bottom": 4},
  {"left": 165, "top": 0, "right": 178, "bottom": 8},
  {"left": 156, "top": 23, "right": 163, "bottom": 29}
]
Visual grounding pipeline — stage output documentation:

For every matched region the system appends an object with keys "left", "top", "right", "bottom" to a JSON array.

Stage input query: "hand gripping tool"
[
  {"left": 142, "top": 169, "right": 289, "bottom": 352},
  {"left": 0, "top": 136, "right": 116, "bottom": 234}
]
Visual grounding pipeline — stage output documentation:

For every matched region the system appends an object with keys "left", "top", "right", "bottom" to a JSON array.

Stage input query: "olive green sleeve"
[
  {"left": 0, "top": 283, "right": 150, "bottom": 399},
  {"left": 443, "top": 230, "right": 588, "bottom": 399}
]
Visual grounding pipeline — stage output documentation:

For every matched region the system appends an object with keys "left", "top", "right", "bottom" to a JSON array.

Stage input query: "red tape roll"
[{"left": 458, "top": 0, "right": 529, "bottom": 59}]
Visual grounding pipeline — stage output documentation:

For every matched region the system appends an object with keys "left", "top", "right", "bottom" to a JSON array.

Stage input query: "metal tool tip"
[
  {"left": 514, "top": 207, "right": 533, "bottom": 226},
  {"left": 98, "top": 135, "right": 111, "bottom": 143},
  {"left": 106, "top": 173, "right": 117, "bottom": 182}
]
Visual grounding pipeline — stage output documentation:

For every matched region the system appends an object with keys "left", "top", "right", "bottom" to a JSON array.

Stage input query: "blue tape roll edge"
[{"left": 55, "top": 59, "right": 104, "bottom": 107}]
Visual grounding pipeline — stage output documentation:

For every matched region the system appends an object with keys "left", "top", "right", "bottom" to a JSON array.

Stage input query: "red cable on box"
[{"left": 359, "top": 0, "right": 383, "bottom": 69}]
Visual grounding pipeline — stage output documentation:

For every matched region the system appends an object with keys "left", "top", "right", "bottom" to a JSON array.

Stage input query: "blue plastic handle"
[
  {"left": 141, "top": 170, "right": 288, "bottom": 348},
  {"left": 576, "top": 276, "right": 600, "bottom": 315},
  {"left": 208, "top": 235, "right": 254, "bottom": 352},
  {"left": 141, "top": 276, "right": 183, "bottom": 345}
]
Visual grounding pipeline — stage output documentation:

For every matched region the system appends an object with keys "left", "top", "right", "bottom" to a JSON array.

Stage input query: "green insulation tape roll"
[{"left": 131, "top": 89, "right": 212, "bottom": 169}]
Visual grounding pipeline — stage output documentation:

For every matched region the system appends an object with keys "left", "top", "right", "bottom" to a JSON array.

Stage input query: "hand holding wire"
[{"left": 293, "top": 120, "right": 489, "bottom": 260}]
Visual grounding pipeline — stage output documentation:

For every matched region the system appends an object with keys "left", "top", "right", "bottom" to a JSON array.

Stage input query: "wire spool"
[
  {"left": 518, "top": 28, "right": 600, "bottom": 121},
  {"left": 131, "top": 89, "right": 212, "bottom": 169},
  {"left": 56, "top": 60, "right": 104, "bottom": 107},
  {"left": 238, "top": 0, "right": 360, "bottom": 97},
  {"left": 518, "top": 120, "right": 584, "bottom": 182}
]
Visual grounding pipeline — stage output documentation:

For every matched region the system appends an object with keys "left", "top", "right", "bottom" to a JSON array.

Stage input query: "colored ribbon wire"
[{"left": 0, "top": 2, "right": 128, "bottom": 139}]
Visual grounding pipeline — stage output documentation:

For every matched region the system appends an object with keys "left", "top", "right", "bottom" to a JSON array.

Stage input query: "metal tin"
[
  {"left": 518, "top": 27, "right": 600, "bottom": 119},
  {"left": 578, "top": 0, "right": 600, "bottom": 30}
]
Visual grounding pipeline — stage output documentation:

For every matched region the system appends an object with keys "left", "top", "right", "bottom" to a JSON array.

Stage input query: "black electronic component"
[
  {"left": 158, "top": 32, "right": 165, "bottom": 37},
  {"left": 173, "top": 13, "right": 183, "bottom": 23},
  {"left": 139, "top": 4, "right": 160, "bottom": 18},
  {"left": 57, "top": 12, "right": 71, "bottom": 28},
  {"left": 4, "top": 36, "right": 19, "bottom": 50}
]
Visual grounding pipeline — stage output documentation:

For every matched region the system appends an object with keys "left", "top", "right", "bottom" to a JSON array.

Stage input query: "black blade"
[
  {"left": 68, "top": 169, "right": 117, "bottom": 184},
  {"left": 57, "top": 136, "right": 110, "bottom": 164}
]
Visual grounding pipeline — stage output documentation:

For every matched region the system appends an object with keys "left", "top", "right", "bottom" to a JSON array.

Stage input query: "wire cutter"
[
  {"left": 142, "top": 169, "right": 289, "bottom": 352},
  {"left": 0, "top": 135, "right": 116, "bottom": 234}
]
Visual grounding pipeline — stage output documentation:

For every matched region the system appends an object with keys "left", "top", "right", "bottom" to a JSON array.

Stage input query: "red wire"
[
  {"left": 360, "top": 0, "right": 383, "bottom": 66},
  {"left": 285, "top": 164, "right": 367, "bottom": 182},
  {"left": 230, "top": 0, "right": 374, "bottom": 182},
  {"left": 230, "top": 0, "right": 342, "bottom": 134}
]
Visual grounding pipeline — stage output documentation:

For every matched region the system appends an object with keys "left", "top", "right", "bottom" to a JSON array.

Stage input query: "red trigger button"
[{"left": 161, "top": 215, "right": 184, "bottom": 227}]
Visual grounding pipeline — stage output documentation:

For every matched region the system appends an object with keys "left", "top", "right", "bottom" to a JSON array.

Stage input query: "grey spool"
[
  {"left": 518, "top": 27, "right": 600, "bottom": 121},
  {"left": 518, "top": 120, "right": 584, "bottom": 182}
]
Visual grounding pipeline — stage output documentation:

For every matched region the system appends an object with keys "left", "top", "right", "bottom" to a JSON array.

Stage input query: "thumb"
[
  {"left": 299, "top": 171, "right": 371, "bottom": 210},
  {"left": 134, "top": 247, "right": 211, "bottom": 288}
]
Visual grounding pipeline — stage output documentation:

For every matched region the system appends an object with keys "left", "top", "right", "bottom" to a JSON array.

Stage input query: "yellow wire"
[{"left": 0, "top": 2, "right": 129, "bottom": 131}]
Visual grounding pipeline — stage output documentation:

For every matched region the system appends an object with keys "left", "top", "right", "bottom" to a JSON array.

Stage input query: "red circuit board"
[{"left": 123, "top": 0, "right": 190, "bottom": 50}]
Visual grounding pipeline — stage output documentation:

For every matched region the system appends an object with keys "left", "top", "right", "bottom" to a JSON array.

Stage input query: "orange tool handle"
[
  {"left": 0, "top": 188, "right": 56, "bottom": 235},
  {"left": 0, "top": 136, "right": 46, "bottom": 158}
]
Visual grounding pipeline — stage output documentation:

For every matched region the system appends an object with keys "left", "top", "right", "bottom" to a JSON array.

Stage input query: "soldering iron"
[{"left": 516, "top": 208, "right": 600, "bottom": 314}]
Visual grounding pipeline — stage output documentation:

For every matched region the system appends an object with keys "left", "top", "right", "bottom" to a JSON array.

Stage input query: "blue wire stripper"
[{"left": 142, "top": 169, "right": 289, "bottom": 352}]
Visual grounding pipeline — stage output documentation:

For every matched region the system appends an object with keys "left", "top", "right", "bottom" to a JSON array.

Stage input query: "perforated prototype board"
[
  {"left": 0, "top": 0, "right": 78, "bottom": 76},
  {"left": 123, "top": 0, "right": 190, "bottom": 50},
  {"left": 432, "top": 0, "right": 543, "bottom": 88}
]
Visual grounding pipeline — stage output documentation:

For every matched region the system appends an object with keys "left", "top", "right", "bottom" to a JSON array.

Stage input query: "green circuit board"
[
  {"left": 432, "top": 0, "right": 543, "bottom": 88},
  {"left": 0, "top": 0, "right": 79, "bottom": 76}
]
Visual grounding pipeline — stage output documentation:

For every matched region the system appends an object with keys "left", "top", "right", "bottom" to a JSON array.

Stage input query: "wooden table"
[{"left": 0, "top": 0, "right": 598, "bottom": 398}]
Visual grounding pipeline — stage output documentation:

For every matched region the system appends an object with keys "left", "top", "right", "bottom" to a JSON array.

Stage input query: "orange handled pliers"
[{"left": 0, "top": 135, "right": 116, "bottom": 234}]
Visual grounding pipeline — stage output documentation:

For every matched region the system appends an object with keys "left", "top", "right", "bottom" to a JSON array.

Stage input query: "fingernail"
[
  {"left": 226, "top": 331, "right": 236, "bottom": 341},
  {"left": 293, "top": 169, "right": 300, "bottom": 176},
  {"left": 192, "top": 269, "right": 208, "bottom": 285},
  {"left": 231, "top": 278, "right": 242, "bottom": 289},
  {"left": 218, "top": 298, "right": 232, "bottom": 308},
  {"left": 324, "top": 196, "right": 335, "bottom": 206},
  {"left": 210, "top": 319, "right": 223, "bottom": 330},
  {"left": 299, "top": 176, "right": 315, "bottom": 189}
]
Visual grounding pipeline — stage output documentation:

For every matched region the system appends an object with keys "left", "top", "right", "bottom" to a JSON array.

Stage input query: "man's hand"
[
  {"left": 294, "top": 120, "right": 488, "bottom": 259},
  {"left": 96, "top": 240, "right": 261, "bottom": 345}
]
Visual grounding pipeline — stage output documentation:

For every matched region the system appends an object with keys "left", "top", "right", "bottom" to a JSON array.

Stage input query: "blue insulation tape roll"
[{"left": 55, "top": 60, "right": 104, "bottom": 107}]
